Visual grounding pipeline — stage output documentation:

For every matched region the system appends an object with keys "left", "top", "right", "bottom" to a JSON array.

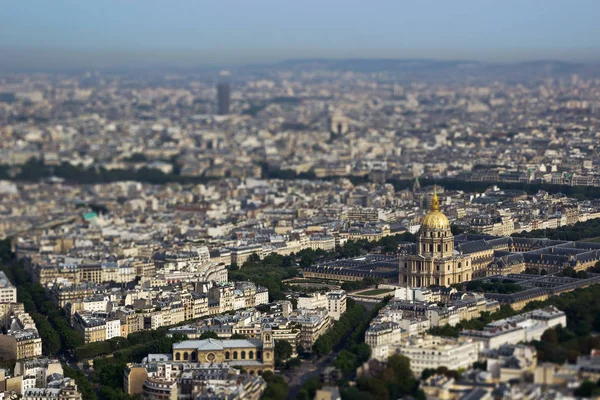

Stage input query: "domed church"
[{"left": 399, "top": 187, "right": 475, "bottom": 287}]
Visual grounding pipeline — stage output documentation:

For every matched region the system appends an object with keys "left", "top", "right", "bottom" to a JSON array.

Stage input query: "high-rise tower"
[{"left": 217, "top": 82, "right": 230, "bottom": 115}]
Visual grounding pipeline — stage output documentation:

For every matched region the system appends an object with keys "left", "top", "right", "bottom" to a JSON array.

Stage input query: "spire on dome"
[{"left": 431, "top": 185, "right": 440, "bottom": 211}]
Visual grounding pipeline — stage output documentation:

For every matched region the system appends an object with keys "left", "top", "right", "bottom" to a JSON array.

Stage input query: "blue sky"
[{"left": 1, "top": 0, "right": 599, "bottom": 68}]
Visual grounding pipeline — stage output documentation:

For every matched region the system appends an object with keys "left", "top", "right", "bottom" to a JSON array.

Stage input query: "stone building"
[
  {"left": 399, "top": 188, "right": 478, "bottom": 287},
  {"left": 171, "top": 330, "right": 274, "bottom": 375}
]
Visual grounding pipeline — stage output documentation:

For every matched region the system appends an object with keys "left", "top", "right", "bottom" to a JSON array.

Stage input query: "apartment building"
[
  {"left": 297, "top": 290, "right": 347, "bottom": 321},
  {"left": 289, "top": 308, "right": 330, "bottom": 351},
  {"left": 365, "top": 321, "right": 402, "bottom": 361},
  {"left": 326, "top": 290, "right": 346, "bottom": 321},
  {"left": 72, "top": 312, "right": 106, "bottom": 344},
  {"left": 396, "top": 335, "right": 479, "bottom": 375},
  {"left": 0, "top": 329, "right": 42, "bottom": 361},
  {"left": 460, "top": 306, "right": 566, "bottom": 350},
  {"left": 0, "top": 272, "right": 17, "bottom": 304}
]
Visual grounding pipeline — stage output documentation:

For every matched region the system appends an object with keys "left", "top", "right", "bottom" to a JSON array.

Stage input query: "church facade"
[{"left": 172, "top": 329, "right": 274, "bottom": 375}]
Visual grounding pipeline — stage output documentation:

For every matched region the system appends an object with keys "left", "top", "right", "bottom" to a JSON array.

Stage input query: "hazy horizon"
[{"left": 2, "top": 0, "right": 600, "bottom": 70}]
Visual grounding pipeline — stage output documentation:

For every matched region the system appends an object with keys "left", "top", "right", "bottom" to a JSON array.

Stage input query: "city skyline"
[{"left": 2, "top": 2, "right": 600, "bottom": 399}]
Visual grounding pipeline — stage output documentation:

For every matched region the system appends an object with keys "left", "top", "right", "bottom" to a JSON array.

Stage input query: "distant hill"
[
  {"left": 274, "top": 58, "right": 481, "bottom": 72},
  {"left": 243, "top": 58, "right": 600, "bottom": 80}
]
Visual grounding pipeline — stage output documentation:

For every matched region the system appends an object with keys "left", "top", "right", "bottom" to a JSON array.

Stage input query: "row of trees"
[
  {"left": 294, "top": 232, "right": 416, "bottom": 268},
  {"left": 340, "top": 277, "right": 379, "bottom": 292},
  {"left": 465, "top": 278, "right": 523, "bottom": 294},
  {"left": 533, "top": 325, "right": 600, "bottom": 364},
  {"left": 64, "top": 366, "right": 99, "bottom": 400},
  {"left": 2, "top": 158, "right": 213, "bottom": 185},
  {"left": 230, "top": 233, "right": 416, "bottom": 300},
  {"left": 521, "top": 283, "right": 600, "bottom": 365},
  {"left": 334, "top": 296, "right": 393, "bottom": 377},
  {"left": 74, "top": 327, "right": 185, "bottom": 360},
  {"left": 293, "top": 298, "right": 395, "bottom": 399},
  {"left": 229, "top": 253, "right": 298, "bottom": 301},
  {"left": 250, "top": 163, "right": 600, "bottom": 202},
  {"left": 431, "top": 283, "right": 600, "bottom": 366},
  {"left": 312, "top": 298, "right": 367, "bottom": 356},
  {"left": 86, "top": 333, "right": 186, "bottom": 400},
  {"left": 254, "top": 166, "right": 600, "bottom": 201},
  {"left": 406, "top": 178, "right": 600, "bottom": 201},
  {"left": 0, "top": 252, "right": 82, "bottom": 356},
  {"left": 559, "top": 266, "right": 589, "bottom": 279},
  {"left": 521, "top": 283, "right": 600, "bottom": 336},
  {"left": 8, "top": 159, "right": 600, "bottom": 202},
  {"left": 513, "top": 217, "right": 600, "bottom": 241},
  {"left": 0, "top": 242, "right": 135, "bottom": 399}
]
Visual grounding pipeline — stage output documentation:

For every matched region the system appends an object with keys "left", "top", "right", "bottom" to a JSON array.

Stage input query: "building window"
[
  {"left": 257, "top": 350, "right": 262, "bottom": 359},
  {"left": 437, "top": 244, "right": 441, "bottom": 252},
  {"left": 233, "top": 351, "right": 238, "bottom": 359},
  {"left": 241, "top": 351, "right": 246, "bottom": 359},
  {"left": 249, "top": 350, "right": 254, "bottom": 359},
  {"left": 436, "top": 265, "right": 440, "bottom": 271},
  {"left": 225, "top": 351, "right": 230, "bottom": 359},
  {"left": 183, "top": 352, "right": 188, "bottom": 361},
  {"left": 176, "top": 353, "right": 181, "bottom": 361}
]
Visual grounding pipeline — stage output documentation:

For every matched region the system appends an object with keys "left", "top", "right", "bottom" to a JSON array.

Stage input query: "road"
[
  {"left": 285, "top": 352, "right": 337, "bottom": 399},
  {"left": 285, "top": 300, "right": 379, "bottom": 399}
]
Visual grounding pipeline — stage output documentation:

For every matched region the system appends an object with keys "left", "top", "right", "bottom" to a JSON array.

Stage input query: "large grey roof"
[{"left": 172, "top": 338, "right": 262, "bottom": 351}]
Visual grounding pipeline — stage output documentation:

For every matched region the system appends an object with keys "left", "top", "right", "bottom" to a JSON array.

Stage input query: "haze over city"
[{"left": 2, "top": 0, "right": 600, "bottom": 70}]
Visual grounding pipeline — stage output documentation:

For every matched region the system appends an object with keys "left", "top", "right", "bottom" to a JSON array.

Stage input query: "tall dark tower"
[{"left": 217, "top": 82, "right": 230, "bottom": 115}]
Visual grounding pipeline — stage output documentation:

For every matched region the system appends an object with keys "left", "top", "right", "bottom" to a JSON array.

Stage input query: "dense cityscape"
[{"left": 2, "top": 56, "right": 600, "bottom": 399}]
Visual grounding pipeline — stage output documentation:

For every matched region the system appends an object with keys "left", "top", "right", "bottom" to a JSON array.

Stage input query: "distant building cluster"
[
  {"left": 366, "top": 289, "right": 499, "bottom": 361},
  {"left": 2, "top": 64, "right": 600, "bottom": 399}
]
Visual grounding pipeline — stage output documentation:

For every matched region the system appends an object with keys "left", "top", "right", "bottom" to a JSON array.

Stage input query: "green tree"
[
  {"left": 335, "top": 350, "right": 358, "bottom": 375},
  {"left": 199, "top": 331, "right": 220, "bottom": 340},
  {"left": 274, "top": 340, "right": 293, "bottom": 367},
  {"left": 541, "top": 328, "right": 558, "bottom": 344},
  {"left": 230, "top": 333, "right": 248, "bottom": 339},
  {"left": 261, "top": 371, "right": 288, "bottom": 400},
  {"left": 574, "top": 380, "right": 600, "bottom": 398},
  {"left": 561, "top": 267, "right": 577, "bottom": 278},
  {"left": 64, "top": 366, "right": 98, "bottom": 400},
  {"left": 297, "top": 377, "right": 322, "bottom": 400}
]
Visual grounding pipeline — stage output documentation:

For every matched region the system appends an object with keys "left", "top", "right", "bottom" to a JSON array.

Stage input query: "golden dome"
[
  {"left": 421, "top": 211, "right": 450, "bottom": 230},
  {"left": 421, "top": 186, "right": 450, "bottom": 230}
]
